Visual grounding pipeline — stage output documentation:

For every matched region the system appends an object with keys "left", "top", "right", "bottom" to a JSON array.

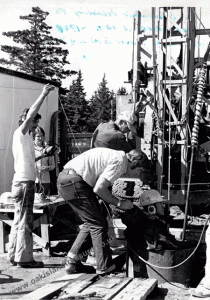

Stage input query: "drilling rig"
[{"left": 117, "top": 7, "right": 210, "bottom": 232}]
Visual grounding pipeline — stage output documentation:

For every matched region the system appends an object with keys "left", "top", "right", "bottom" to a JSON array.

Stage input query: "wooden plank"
[
  {"left": 0, "top": 207, "right": 44, "bottom": 213},
  {"left": 0, "top": 220, "right": 5, "bottom": 253},
  {"left": 196, "top": 28, "right": 210, "bottom": 36},
  {"left": 0, "top": 212, "right": 13, "bottom": 226},
  {"left": 162, "top": 46, "right": 184, "bottom": 77},
  {"left": 80, "top": 277, "right": 132, "bottom": 300},
  {"left": 20, "top": 273, "right": 82, "bottom": 300},
  {"left": 32, "top": 233, "right": 48, "bottom": 249},
  {"left": 40, "top": 212, "right": 50, "bottom": 256},
  {"left": 113, "top": 278, "right": 158, "bottom": 300},
  {"left": 126, "top": 255, "right": 134, "bottom": 278},
  {"left": 164, "top": 10, "right": 186, "bottom": 36},
  {"left": 58, "top": 274, "right": 99, "bottom": 299},
  {"left": 162, "top": 37, "right": 187, "bottom": 44},
  {"left": 162, "top": 79, "right": 187, "bottom": 85},
  {"left": 0, "top": 212, "right": 48, "bottom": 251},
  {"left": 139, "top": 46, "right": 152, "bottom": 59},
  {"left": 158, "top": 85, "right": 178, "bottom": 124}
]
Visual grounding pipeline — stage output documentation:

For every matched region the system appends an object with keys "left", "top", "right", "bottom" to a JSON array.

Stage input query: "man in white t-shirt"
[
  {"left": 7, "top": 84, "right": 55, "bottom": 268},
  {"left": 57, "top": 148, "right": 150, "bottom": 275}
]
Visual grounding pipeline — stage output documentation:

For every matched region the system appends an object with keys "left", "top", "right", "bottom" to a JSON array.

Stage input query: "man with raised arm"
[{"left": 7, "top": 84, "right": 55, "bottom": 268}]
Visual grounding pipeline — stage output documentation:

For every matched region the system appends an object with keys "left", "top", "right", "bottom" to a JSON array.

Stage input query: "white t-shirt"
[
  {"left": 64, "top": 148, "right": 128, "bottom": 187},
  {"left": 12, "top": 127, "right": 36, "bottom": 181}
]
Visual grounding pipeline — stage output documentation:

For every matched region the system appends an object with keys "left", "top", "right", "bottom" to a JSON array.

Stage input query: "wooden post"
[
  {"left": 126, "top": 247, "right": 134, "bottom": 278},
  {"left": 132, "top": 11, "right": 141, "bottom": 107},
  {"left": 0, "top": 220, "right": 5, "bottom": 253},
  {"left": 155, "top": 7, "right": 166, "bottom": 193},
  {"left": 40, "top": 208, "right": 50, "bottom": 256}
]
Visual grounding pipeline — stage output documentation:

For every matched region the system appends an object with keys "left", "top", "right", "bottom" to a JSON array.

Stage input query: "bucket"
[{"left": 127, "top": 247, "right": 195, "bottom": 285}]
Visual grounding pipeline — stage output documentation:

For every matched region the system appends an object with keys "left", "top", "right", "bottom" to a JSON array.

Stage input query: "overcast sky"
[{"left": 1, "top": 0, "right": 210, "bottom": 98}]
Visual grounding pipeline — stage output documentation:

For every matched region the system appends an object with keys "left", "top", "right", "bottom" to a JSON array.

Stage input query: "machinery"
[{"left": 122, "top": 7, "right": 210, "bottom": 211}]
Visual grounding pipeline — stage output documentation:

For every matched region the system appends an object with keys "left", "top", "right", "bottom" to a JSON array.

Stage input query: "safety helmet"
[
  {"left": 117, "top": 111, "right": 137, "bottom": 134},
  {"left": 0, "top": 192, "right": 13, "bottom": 204},
  {"left": 140, "top": 189, "right": 167, "bottom": 206}
]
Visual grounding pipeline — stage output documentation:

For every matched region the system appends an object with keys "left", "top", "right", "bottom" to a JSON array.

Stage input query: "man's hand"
[
  {"left": 119, "top": 199, "right": 133, "bottom": 210},
  {"left": 42, "top": 84, "right": 55, "bottom": 96},
  {"left": 40, "top": 166, "right": 50, "bottom": 171},
  {"left": 94, "top": 177, "right": 134, "bottom": 210}
]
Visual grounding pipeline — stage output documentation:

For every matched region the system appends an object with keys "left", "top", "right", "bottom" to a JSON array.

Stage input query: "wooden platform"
[{"left": 20, "top": 273, "right": 157, "bottom": 300}]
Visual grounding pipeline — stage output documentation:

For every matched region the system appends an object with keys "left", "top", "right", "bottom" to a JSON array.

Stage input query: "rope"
[
  {"left": 127, "top": 215, "right": 209, "bottom": 270},
  {"left": 56, "top": 89, "right": 82, "bottom": 155}
]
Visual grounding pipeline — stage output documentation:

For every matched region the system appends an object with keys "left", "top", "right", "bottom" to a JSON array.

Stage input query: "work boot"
[
  {"left": 17, "top": 260, "right": 44, "bottom": 268},
  {"left": 64, "top": 256, "right": 95, "bottom": 274},
  {"left": 96, "top": 264, "right": 116, "bottom": 275},
  {"left": 9, "top": 259, "right": 17, "bottom": 266}
]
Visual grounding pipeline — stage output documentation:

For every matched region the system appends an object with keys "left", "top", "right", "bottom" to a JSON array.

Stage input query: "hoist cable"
[{"left": 56, "top": 89, "right": 82, "bottom": 155}]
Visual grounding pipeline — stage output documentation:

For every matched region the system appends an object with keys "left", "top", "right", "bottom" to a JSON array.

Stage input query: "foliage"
[
  {"left": 117, "top": 86, "right": 127, "bottom": 95},
  {"left": 0, "top": 6, "right": 76, "bottom": 83},
  {"left": 88, "top": 74, "right": 116, "bottom": 131},
  {"left": 63, "top": 70, "right": 91, "bottom": 133}
]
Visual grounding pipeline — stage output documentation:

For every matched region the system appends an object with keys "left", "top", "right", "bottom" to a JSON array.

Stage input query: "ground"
[
  {"left": 0, "top": 244, "right": 200, "bottom": 300},
  {"left": 0, "top": 206, "right": 208, "bottom": 300}
]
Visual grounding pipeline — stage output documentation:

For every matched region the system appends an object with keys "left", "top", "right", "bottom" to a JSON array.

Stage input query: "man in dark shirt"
[{"left": 91, "top": 111, "right": 137, "bottom": 153}]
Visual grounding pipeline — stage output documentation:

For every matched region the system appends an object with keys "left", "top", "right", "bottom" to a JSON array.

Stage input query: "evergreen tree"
[
  {"left": 117, "top": 86, "right": 127, "bottom": 95},
  {"left": 0, "top": 7, "right": 76, "bottom": 83},
  {"left": 64, "top": 70, "right": 90, "bottom": 133},
  {"left": 89, "top": 74, "right": 116, "bottom": 130}
]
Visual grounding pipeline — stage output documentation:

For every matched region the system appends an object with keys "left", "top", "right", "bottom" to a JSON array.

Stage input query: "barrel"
[{"left": 127, "top": 246, "right": 196, "bottom": 285}]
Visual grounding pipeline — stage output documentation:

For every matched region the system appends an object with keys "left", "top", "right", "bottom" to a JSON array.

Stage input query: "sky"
[{"left": 1, "top": 0, "right": 210, "bottom": 99}]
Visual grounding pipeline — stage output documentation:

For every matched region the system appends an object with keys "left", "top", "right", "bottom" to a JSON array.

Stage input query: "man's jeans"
[
  {"left": 57, "top": 171, "right": 113, "bottom": 272},
  {"left": 7, "top": 181, "right": 35, "bottom": 262}
]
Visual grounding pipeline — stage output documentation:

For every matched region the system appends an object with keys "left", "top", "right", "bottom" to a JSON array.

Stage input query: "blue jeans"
[
  {"left": 57, "top": 170, "right": 113, "bottom": 272},
  {"left": 7, "top": 181, "right": 35, "bottom": 262}
]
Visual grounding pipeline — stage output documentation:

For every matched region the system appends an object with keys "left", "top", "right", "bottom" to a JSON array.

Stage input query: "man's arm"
[
  {"left": 21, "top": 84, "right": 55, "bottom": 135},
  {"left": 93, "top": 177, "right": 133, "bottom": 210}
]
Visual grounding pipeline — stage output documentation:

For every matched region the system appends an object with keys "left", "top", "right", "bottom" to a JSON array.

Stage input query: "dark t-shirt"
[{"left": 92, "top": 120, "right": 134, "bottom": 153}]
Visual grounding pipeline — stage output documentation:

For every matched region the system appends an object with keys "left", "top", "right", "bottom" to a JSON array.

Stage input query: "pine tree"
[
  {"left": 89, "top": 74, "right": 116, "bottom": 130},
  {"left": 64, "top": 70, "right": 90, "bottom": 133},
  {"left": 0, "top": 7, "right": 76, "bottom": 83},
  {"left": 117, "top": 86, "right": 127, "bottom": 95}
]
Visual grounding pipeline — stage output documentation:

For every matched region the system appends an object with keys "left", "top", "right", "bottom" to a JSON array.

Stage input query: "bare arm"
[
  {"left": 20, "top": 84, "right": 55, "bottom": 135},
  {"left": 93, "top": 177, "right": 133, "bottom": 210}
]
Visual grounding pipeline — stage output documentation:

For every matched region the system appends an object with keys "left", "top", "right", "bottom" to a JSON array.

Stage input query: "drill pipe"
[{"left": 182, "top": 63, "right": 208, "bottom": 241}]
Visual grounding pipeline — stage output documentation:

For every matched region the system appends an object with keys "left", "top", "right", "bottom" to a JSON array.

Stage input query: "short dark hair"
[
  {"left": 127, "top": 149, "right": 151, "bottom": 170},
  {"left": 19, "top": 108, "right": 41, "bottom": 126},
  {"left": 34, "top": 126, "right": 45, "bottom": 136},
  {"left": 33, "top": 126, "right": 46, "bottom": 142}
]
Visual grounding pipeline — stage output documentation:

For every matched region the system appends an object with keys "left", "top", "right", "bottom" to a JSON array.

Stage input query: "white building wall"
[{"left": 0, "top": 72, "right": 58, "bottom": 195}]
